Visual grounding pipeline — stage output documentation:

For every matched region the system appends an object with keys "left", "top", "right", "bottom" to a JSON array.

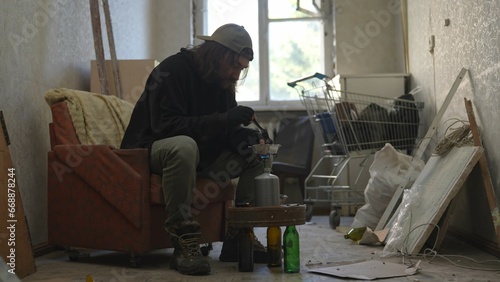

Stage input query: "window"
[{"left": 203, "top": 0, "right": 333, "bottom": 110}]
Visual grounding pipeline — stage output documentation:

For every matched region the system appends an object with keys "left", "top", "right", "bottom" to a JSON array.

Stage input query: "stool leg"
[{"left": 238, "top": 228, "right": 254, "bottom": 272}]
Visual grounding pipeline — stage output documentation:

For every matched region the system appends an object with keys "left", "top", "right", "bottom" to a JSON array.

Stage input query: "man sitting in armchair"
[{"left": 120, "top": 23, "right": 267, "bottom": 275}]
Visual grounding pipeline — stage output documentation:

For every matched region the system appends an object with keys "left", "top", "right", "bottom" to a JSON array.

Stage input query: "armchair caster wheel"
[
  {"left": 200, "top": 243, "right": 213, "bottom": 256},
  {"left": 68, "top": 250, "right": 80, "bottom": 261},
  {"left": 130, "top": 253, "right": 141, "bottom": 268}
]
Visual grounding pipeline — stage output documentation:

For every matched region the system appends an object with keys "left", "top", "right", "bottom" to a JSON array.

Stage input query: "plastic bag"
[
  {"left": 351, "top": 143, "right": 424, "bottom": 230},
  {"left": 380, "top": 186, "right": 422, "bottom": 257}
]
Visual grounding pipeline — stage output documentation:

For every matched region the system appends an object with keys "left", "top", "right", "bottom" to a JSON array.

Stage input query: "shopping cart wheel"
[
  {"left": 304, "top": 200, "right": 314, "bottom": 222},
  {"left": 329, "top": 210, "right": 341, "bottom": 229}
]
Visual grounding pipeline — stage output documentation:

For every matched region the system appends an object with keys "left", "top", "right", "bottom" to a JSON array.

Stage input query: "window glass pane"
[
  {"left": 269, "top": 21, "right": 324, "bottom": 101},
  {"left": 268, "top": 0, "right": 321, "bottom": 19},
  {"left": 206, "top": 0, "right": 259, "bottom": 101}
]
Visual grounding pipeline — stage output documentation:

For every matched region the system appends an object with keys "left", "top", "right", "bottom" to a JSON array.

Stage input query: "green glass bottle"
[
  {"left": 267, "top": 226, "right": 282, "bottom": 267},
  {"left": 344, "top": 226, "right": 367, "bottom": 242},
  {"left": 283, "top": 225, "right": 300, "bottom": 273}
]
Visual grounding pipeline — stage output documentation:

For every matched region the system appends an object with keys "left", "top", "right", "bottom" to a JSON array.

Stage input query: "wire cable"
[
  {"left": 433, "top": 119, "right": 474, "bottom": 156},
  {"left": 395, "top": 221, "right": 500, "bottom": 271}
]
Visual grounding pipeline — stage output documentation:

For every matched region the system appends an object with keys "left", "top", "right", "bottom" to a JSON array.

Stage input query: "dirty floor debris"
[{"left": 21, "top": 216, "right": 500, "bottom": 281}]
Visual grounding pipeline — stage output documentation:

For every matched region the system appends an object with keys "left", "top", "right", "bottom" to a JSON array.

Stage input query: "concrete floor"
[
  {"left": 18, "top": 215, "right": 500, "bottom": 282},
  {"left": 9, "top": 179, "right": 500, "bottom": 281}
]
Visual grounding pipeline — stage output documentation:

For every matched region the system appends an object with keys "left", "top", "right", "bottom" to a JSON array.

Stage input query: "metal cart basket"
[{"left": 288, "top": 73, "right": 423, "bottom": 228}]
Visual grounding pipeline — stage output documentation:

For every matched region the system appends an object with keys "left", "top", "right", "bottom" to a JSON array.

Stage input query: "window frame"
[{"left": 196, "top": 0, "right": 335, "bottom": 111}]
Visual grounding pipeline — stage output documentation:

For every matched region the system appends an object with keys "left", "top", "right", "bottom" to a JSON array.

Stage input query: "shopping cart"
[{"left": 288, "top": 73, "right": 423, "bottom": 228}]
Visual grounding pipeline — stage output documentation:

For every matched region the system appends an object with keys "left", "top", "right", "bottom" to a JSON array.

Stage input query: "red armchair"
[{"left": 46, "top": 90, "right": 235, "bottom": 266}]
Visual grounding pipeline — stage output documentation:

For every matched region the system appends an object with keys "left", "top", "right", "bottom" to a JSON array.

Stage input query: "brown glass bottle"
[{"left": 267, "top": 226, "right": 282, "bottom": 267}]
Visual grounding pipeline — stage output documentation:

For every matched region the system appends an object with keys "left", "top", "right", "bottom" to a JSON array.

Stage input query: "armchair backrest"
[
  {"left": 49, "top": 101, "right": 81, "bottom": 149},
  {"left": 45, "top": 88, "right": 134, "bottom": 149}
]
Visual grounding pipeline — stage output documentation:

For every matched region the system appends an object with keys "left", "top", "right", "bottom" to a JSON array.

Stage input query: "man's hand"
[{"left": 227, "top": 105, "right": 254, "bottom": 126}]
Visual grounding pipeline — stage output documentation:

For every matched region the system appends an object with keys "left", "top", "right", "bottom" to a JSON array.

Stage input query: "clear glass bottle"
[
  {"left": 238, "top": 227, "right": 254, "bottom": 272},
  {"left": 267, "top": 226, "right": 282, "bottom": 267},
  {"left": 283, "top": 225, "right": 300, "bottom": 273}
]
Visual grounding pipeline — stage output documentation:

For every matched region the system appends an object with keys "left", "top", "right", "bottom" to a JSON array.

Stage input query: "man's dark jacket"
[{"left": 120, "top": 48, "right": 257, "bottom": 170}]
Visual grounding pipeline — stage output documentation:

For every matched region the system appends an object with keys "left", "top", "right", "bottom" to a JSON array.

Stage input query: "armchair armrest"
[{"left": 50, "top": 144, "right": 150, "bottom": 228}]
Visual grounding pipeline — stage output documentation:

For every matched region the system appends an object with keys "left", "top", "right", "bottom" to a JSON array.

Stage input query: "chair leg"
[{"left": 298, "top": 176, "right": 306, "bottom": 201}]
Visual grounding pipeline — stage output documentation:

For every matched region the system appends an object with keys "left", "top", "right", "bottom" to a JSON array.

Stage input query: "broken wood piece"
[
  {"left": 102, "top": 0, "right": 122, "bottom": 99},
  {"left": 464, "top": 98, "right": 500, "bottom": 251},
  {"left": 359, "top": 227, "right": 388, "bottom": 245},
  {"left": 89, "top": 0, "right": 109, "bottom": 96}
]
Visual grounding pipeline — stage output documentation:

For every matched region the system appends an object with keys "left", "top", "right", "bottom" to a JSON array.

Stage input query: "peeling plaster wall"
[
  {"left": 335, "top": 0, "right": 405, "bottom": 74},
  {"left": 407, "top": 1, "right": 500, "bottom": 243},
  {"left": 0, "top": 0, "right": 191, "bottom": 247},
  {"left": 0, "top": 0, "right": 94, "bottom": 248},
  {"left": 147, "top": 1, "right": 193, "bottom": 60}
]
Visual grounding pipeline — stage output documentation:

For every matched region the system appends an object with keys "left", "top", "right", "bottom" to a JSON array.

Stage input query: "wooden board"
[
  {"left": 0, "top": 111, "right": 36, "bottom": 278},
  {"left": 228, "top": 205, "right": 306, "bottom": 228},
  {"left": 428, "top": 98, "right": 500, "bottom": 252},
  {"left": 385, "top": 146, "right": 482, "bottom": 255},
  {"left": 464, "top": 98, "right": 500, "bottom": 250},
  {"left": 89, "top": 0, "right": 109, "bottom": 96}
]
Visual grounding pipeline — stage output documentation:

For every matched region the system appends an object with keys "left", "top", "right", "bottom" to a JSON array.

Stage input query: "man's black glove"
[
  {"left": 227, "top": 105, "right": 254, "bottom": 126},
  {"left": 229, "top": 127, "right": 260, "bottom": 156}
]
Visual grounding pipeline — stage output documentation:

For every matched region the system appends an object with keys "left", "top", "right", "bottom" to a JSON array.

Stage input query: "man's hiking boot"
[{"left": 167, "top": 220, "right": 210, "bottom": 275}]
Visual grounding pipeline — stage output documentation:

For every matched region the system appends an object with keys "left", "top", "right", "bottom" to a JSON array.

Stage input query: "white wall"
[
  {"left": 406, "top": 0, "right": 500, "bottom": 243},
  {"left": 334, "top": 0, "right": 405, "bottom": 74},
  {"left": 1, "top": 0, "right": 94, "bottom": 247},
  {"left": 0, "top": 0, "right": 191, "bottom": 247}
]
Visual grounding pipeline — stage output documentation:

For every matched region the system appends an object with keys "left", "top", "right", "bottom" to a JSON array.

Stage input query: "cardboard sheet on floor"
[{"left": 309, "top": 260, "right": 418, "bottom": 280}]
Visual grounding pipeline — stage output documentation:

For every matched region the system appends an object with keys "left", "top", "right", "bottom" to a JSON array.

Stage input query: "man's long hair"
[{"left": 190, "top": 41, "right": 252, "bottom": 93}]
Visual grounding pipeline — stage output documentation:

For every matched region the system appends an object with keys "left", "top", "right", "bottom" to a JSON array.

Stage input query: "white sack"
[{"left": 351, "top": 143, "right": 425, "bottom": 230}]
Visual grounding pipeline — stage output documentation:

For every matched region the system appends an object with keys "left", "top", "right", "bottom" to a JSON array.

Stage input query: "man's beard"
[{"left": 219, "top": 79, "right": 237, "bottom": 92}]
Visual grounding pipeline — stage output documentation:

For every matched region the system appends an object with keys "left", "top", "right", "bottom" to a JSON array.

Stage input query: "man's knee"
[
  {"left": 152, "top": 136, "right": 199, "bottom": 168},
  {"left": 169, "top": 136, "right": 198, "bottom": 155}
]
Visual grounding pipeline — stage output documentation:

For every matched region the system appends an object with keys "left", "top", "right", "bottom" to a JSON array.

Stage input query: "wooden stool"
[{"left": 227, "top": 204, "right": 306, "bottom": 271}]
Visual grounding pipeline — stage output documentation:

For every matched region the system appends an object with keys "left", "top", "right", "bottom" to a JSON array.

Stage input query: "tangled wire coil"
[{"left": 433, "top": 120, "right": 474, "bottom": 156}]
